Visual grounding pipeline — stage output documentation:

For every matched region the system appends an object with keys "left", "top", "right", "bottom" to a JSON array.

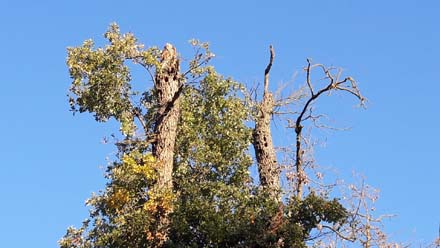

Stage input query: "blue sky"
[{"left": 1, "top": 0, "right": 439, "bottom": 246}]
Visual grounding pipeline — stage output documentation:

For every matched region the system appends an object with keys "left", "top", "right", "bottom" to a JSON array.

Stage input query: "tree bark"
[
  {"left": 252, "top": 45, "right": 280, "bottom": 201},
  {"left": 151, "top": 43, "right": 181, "bottom": 246},
  {"left": 153, "top": 43, "right": 181, "bottom": 190}
]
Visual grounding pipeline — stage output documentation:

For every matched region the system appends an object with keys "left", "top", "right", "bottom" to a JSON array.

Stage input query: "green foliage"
[
  {"left": 283, "top": 194, "right": 347, "bottom": 246},
  {"left": 67, "top": 23, "right": 160, "bottom": 136},
  {"left": 176, "top": 71, "right": 253, "bottom": 184},
  {"left": 170, "top": 71, "right": 256, "bottom": 247}
]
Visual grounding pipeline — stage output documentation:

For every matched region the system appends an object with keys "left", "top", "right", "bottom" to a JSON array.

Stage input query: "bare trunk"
[
  {"left": 153, "top": 43, "right": 181, "bottom": 190},
  {"left": 151, "top": 43, "right": 181, "bottom": 245},
  {"left": 252, "top": 45, "right": 280, "bottom": 201}
]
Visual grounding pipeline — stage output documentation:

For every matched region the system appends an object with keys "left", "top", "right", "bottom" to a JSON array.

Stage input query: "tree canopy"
[{"left": 59, "top": 24, "right": 396, "bottom": 248}]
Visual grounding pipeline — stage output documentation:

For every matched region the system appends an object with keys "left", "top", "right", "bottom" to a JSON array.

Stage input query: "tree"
[{"left": 60, "top": 23, "right": 377, "bottom": 247}]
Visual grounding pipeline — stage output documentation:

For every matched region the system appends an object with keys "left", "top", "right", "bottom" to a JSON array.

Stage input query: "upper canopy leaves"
[{"left": 67, "top": 23, "right": 161, "bottom": 137}]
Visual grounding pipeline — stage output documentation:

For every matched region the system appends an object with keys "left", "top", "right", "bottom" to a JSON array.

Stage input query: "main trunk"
[
  {"left": 153, "top": 43, "right": 181, "bottom": 190},
  {"left": 253, "top": 91, "right": 280, "bottom": 200},
  {"left": 252, "top": 45, "right": 280, "bottom": 201},
  {"left": 151, "top": 43, "right": 181, "bottom": 246}
]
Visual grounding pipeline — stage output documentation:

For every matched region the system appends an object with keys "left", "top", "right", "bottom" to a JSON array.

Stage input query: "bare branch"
[
  {"left": 293, "top": 60, "right": 365, "bottom": 200},
  {"left": 264, "top": 45, "right": 275, "bottom": 94},
  {"left": 322, "top": 225, "right": 356, "bottom": 242},
  {"left": 132, "top": 107, "right": 148, "bottom": 134},
  {"left": 274, "top": 87, "right": 306, "bottom": 107},
  {"left": 306, "top": 58, "right": 314, "bottom": 95}
]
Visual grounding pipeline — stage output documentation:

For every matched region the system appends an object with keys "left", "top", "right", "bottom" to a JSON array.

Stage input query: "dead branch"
[
  {"left": 335, "top": 174, "right": 397, "bottom": 247},
  {"left": 293, "top": 59, "right": 365, "bottom": 200},
  {"left": 264, "top": 45, "right": 275, "bottom": 93}
]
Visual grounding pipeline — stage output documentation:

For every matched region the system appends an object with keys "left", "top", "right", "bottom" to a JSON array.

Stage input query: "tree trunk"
[
  {"left": 151, "top": 43, "right": 181, "bottom": 245},
  {"left": 252, "top": 45, "right": 280, "bottom": 201},
  {"left": 153, "top": 43, "right": 181, "bottom": 190}
]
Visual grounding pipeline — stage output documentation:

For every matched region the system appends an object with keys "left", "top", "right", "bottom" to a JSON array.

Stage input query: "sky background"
[{"left": 1, "top": 0, "right": 439, "bottom": 247}]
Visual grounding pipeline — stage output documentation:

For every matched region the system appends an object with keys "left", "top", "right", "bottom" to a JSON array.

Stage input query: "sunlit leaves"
[
  {"left": 67, "top": 23, "right": 159, "bottom": 132},
  {"left": 123, "top": 152, "right": 156, "bottom": 180},
  {"left": 143, "top": 190, "right": 174, "bottom": 215},
  {"left": 107, "top": 188, "right": 131, "bottom": 212},
  {"left": 67, "top": 35, "right": 132, "bottom": 122},
  {"left": 119, "top": 111, "right": 136, "bottom": 136},
  {"left": 170, "top": 69, "right": 257, "bottom": 246},
  {"left": 177, "top": 71, "right": 253, "bottom": 182},
  {"left": 59, "top": 222, "right": 92, "bottom": 248},
  {"left": 187, "top": 39, "right": 215, "bottom": 77},
  {"left": 59, "top": 149, "right": 166, "bottom": 247}
]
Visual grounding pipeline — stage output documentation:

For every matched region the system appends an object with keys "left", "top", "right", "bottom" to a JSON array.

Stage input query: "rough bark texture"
[
  {"left": 151, "top": 43, "right": 181, "bottom": 246},
  {"left": 153, "top": 43, "right": 181, "bottom": 190},
  {"left": 252, "top": 45, "right": 280, "bottom": 201}
]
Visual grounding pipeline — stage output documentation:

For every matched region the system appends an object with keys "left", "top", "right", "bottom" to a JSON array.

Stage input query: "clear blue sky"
[{"left": 1, "top": 0, "right": 439, "bottom": 247}]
